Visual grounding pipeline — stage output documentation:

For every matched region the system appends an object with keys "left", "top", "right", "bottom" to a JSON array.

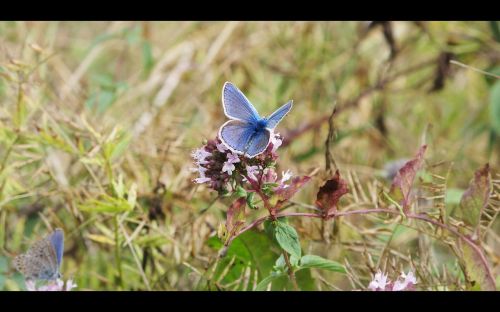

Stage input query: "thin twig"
[
  {"left": 226, "top": 207, "right": 495, "bottom": 287},
  {"left": 450, "top": 60, "right": 500, "bottom": 79},
  {"left": 282, "top": 58, "right": 437, "bottom": 147}
]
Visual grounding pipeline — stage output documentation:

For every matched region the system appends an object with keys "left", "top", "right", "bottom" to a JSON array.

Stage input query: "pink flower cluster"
[
  {"left": 244, "top": 165, "right": 292, "bottom": 188},
  {"left": 26, "top": 279, "right": 77, "bottom": 291},
  {"left": 191, "top": 133, "right": 285, "bottom": 194},
  {"left": 368, "top": 270, "right": 417, "bottom": 291}
]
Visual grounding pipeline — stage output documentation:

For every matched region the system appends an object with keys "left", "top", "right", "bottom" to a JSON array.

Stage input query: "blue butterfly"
[
  {"left": 218, "top": 82, "right": 293, "bottom": 158},
  {"left": 14, "top": 228, "right": 64, "bottom": 281}
]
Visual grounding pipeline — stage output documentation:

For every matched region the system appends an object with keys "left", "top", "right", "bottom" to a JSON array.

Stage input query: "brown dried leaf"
[
  {"left": 226, "top": 197, "right": 246, "bottom": 234},
  {"left": 389, "top": 145, "right": 427, "bottom": 212},
  {"left": 275, "top": 176, "right": 311, "bottom": 203},
  {"left": 315, "top": 170, "right": 349, "bottom": 217}
]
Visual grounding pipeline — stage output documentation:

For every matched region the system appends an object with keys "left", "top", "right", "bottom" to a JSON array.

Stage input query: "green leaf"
[
  {"left": 235, "top": 186, "right": 247, "bottom": 198},
  {"left": 295, "top": 268, "right": 315, "bottom": 291},
  {"left": 445, "top": 188, "right": 465, "bottom": 205},
  {"left": 272, "top": 253, "right": 299, "bottom": 272},
  {"left": 273, "top": 254, "right": 286, "bottom": 272},
  {"left": 458, "top": 164, "right": 491, "bottom": 231},
  {"left": 127, "top": 183, "right": 137, "bottom": 208},
  {"left": 78, "top": 194, "right": 134, "bottom": 213},
  {"left": 109, "top": 132, "right": 131, "bottom": 161},
  {"left": 460, "top": 238, "right": 496, "bottom": 290},
  {"left": 37, "top": 129, "right": 74, "bottom": 153},
  {"left": 13, "top": 93, "right": 28, "bottom": 129},
  {"left": 490, "top": 81, "right": 500, "bottom": 136},
  {"left": 298, "top": 255, "right": 346, "bottom": 273},
  {"left": 206, "top": 230, "right": 279, "bottom": 290},
  {"left": 263, "top": 219, "right": 275, "bottom": 239},
  {"left": 274, "top": 220, "right": 301, "bottom": 259},
  {"left": 112, "top": 175, "right": 125, "bottom": 198},
  {"left": 246, "top": 192, "right": 257, "bottom": 209},
  {"left": 255, "top": 272, "right": 285, "bottom": 291}
]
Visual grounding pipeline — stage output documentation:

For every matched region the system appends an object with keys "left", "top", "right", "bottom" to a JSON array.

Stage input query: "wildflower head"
[
  {"left": 368, "top": 270, "right": 389, "bottom": 291},
  {"left": 26, "top": 279, "right": 77, "bottom": 291},
  {"left": 191, "top": 133, "right": 285, "bottom": 195},
  {"left": 367, "top": 270, "right": 417, "bottom": 291}
]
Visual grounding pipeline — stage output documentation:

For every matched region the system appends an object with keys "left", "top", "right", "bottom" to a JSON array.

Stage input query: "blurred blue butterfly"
[
  {"left": 219, "top": 82, "right": 293, "bottom": 158},
  {"left": 14, "top": 228, "right": 64, "bottom": 281}
]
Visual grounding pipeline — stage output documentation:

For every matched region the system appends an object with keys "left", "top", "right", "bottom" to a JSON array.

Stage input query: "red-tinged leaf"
[
  {"left": 389, "top": 145, "right": 427, "bottom": 212},
  {"left": 270, "top": 176, "right": 311, "bottom": 215},
  {"left": 458, "top": 164, "right": 491, "bottom": 232},
  {"left": 226, "top": 197, "right": 246, "bottom": 234},
  {"left": 458, "top": 237, "right": 496, "bottom": 290},
  {"left": 315, "top": 170, "right": 349, "bottom": 217},
  {"left": 275, "top": 176, "right": 311, "bottom": 203}
]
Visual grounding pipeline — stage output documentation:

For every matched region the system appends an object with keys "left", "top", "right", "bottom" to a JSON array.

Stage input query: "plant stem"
[
  {"left": 0, "top": 135, "right": 20, "bottom": 199},
  {"left": 283, "top": 251, "right": 299, "bottom": 291},
  {"left": 227, "top": 207, "right": 495, "bottom": 287},
  {"left": 114, "top": 215, "right": 124, "bottom": 289}
]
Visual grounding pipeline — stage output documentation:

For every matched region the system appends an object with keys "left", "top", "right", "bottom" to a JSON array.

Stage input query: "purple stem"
[{"left": 226, "top": 207, "right": 495, "bottom": 286}]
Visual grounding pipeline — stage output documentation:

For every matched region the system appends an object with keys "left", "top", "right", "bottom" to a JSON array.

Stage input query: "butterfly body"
[
  {"left": 219, "top": 82, "right": 292, "bottom": 158},
  {"left": 14, "top": 228, "right": 64, "bottom": 281},
  {"left": 253, "top": 118, "right": 269, "bottom": 130}
]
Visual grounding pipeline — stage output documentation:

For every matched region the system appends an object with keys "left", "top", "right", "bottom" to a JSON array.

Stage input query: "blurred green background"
[{"left": 0, "top": 21, "right": 498, "bottom": 290}]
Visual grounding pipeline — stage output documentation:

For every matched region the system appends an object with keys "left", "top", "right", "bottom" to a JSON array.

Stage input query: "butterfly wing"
[
  {"left": 15, "top": 231, "right": 60, "bottom": 281},
  {"left": 29, "top": 236, "right": 59, "bottom": 280},
  {"left": 222, "top": 82, "right": 260, "bottom": 122},
  {"left": 219, "top": 120, "right": 256, "bottom": 154},
  {"left": 13, "top": 254, "right": 27, "bottom": 276},
  {"left": 48, "top": 228, "right": 64, "bottom": 268},
  {"left": 14, "top": 239, "right": 46, "bottom": 280},
  {"left": 265, "top": 100, "right": 293, "bottom": 129},
  {"left": 245, "top": 129, "right": 271, "bottom": 158}
]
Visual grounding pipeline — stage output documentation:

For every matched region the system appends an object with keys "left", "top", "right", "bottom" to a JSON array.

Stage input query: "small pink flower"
[
  {"left": 262, "top": 167, "right": 278, "bottom": 183},
  {"left": 222, "top": 162, "right": 236, "bottom": 176},
  {"left": 393, "top": 271, "right": 417, "bottom": 291},
  {"left": 221, "top": 152, "right": 240, "bottom": 176},
  {"left": 193, "top": 166, "right": 211, "bottom": 184},
  {"left": 216, "top": 142, "right": 228, "bottom": 153},
  {"left": 368, "top": 271, "right": 389, "bottom": 291},
  {"left": 26, "top": 279, "right": 77, "bottom": 291},
  {"left": 245, "top": 165, "right": 260, "bottom": 182},
  {"left": 194, "top": 177, "right": 211, "bottom": 184},
  {"left": 25, "top": 280, "right": 36, "bottom": 291},
  {"left": 281, "top": 170, "right": 293, "bottom": 183},
  {"left": 270, "top": 133, "right": 283, "bottom": 153},
  {"left": 367, "top": 270, "right": 417, "bottom": 291},
  {"left": 402, "top": 271, "right": 417, "bottom": 285},
  {"left": 191, "top": 148, "right": 212, "bottom": 165},
  {"left": 272, "top": 170, "right": 294, "bottom": 191},
  {"left": 65, "top": 279, "right": 78, "bottom": 291},
  {"left": 368, "top": 271, "right": 388, "bottom": 290}
]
